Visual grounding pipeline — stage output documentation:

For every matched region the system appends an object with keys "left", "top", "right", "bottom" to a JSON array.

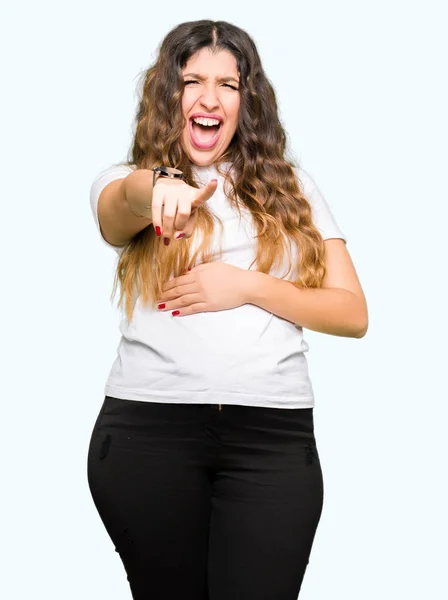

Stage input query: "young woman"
[{"left": 87, "top": 19, "right": 368, "bottom": 600}]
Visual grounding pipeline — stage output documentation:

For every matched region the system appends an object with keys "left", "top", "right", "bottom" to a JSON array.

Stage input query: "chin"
[
  {"left": 184, "top": 146, "right": 222, "bottom": 167},
  {"left": 194, "top": 155, "right": 218, "bottom": 166}
]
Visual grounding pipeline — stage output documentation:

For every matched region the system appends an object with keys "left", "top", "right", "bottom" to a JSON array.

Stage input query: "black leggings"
[{"left": 87, "top": 396, "right": 324, "bottom": 600}]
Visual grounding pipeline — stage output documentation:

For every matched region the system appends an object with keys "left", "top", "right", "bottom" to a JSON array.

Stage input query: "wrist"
[{"left": 242, "top": 269, "right": 267, "bottom": 305}]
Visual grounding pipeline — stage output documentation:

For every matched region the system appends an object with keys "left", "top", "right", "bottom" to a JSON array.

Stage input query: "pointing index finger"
[{"left": 191, "top": 179, "right": 218, "bottom": 209}]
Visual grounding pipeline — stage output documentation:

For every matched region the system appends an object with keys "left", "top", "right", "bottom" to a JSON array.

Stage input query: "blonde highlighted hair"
[{"left": 111, "top": 20, "right": 326, "bottom": 321}]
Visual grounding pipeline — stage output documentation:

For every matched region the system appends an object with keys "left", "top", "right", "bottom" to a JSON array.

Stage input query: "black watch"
[{"left": 153, "top": 166, "right": 185, "bottom": 187}]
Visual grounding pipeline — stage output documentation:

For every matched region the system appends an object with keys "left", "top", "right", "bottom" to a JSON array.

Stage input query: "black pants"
[{"left": 87, "top": 396, "right": 324, "bottom": 600}]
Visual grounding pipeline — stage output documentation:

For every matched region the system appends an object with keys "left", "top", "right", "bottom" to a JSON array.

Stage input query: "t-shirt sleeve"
[
  {"left": 295, "top": 166, "right": 347, "bottom": 244},
  {"left": 89, "top": 163, "right": 137, "bottom": 254}
]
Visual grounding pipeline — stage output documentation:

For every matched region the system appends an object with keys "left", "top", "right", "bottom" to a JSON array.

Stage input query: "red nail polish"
[
  {"left": 187, "top": 268, "right": 192, "bottom": 271},
  {"left": 155, "top": 226, "right": 162, "bottom": 236},
  {"left": 172, "top": 310, "right": 180, "bottom": 316},
  {"left": 158, "top": 303, "right": 166, "bottom": 309},
  {"left": 175, "top": 233, "right": 185, "bottom": 239},
  {"left": 164, "top": 237, "right": 170, "bottom": 246}
]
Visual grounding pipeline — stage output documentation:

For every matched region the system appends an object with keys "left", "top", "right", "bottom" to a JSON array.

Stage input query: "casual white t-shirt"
[{"left": 89, "top": 162, "right": 347, "bottom": 408}]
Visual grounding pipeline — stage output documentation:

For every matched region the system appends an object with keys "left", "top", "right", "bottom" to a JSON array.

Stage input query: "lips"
[
  {"left": 190, "top": 112, "right": 223, "bottom": 123},
  {"left": 189, "top": 116, "right": 223, "bottom": 150}
]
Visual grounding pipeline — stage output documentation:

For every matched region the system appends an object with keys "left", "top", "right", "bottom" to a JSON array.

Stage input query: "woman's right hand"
[{"left": 151, "top": 176, "right": 218, "bottom": 245}]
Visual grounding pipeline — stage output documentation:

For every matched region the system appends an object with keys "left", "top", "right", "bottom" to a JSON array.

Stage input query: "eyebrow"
[{"left": 183, "top": 72, "right": 240, "bottom": 84}]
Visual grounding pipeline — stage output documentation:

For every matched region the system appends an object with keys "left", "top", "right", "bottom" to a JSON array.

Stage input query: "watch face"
[{"left": 155, "top": 166, "right": 184, "bottom": 178}]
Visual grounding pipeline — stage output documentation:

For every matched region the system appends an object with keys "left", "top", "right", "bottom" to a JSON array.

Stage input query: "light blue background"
[{"left": 2, "top": 1, "right": 447, "bottom": 598}]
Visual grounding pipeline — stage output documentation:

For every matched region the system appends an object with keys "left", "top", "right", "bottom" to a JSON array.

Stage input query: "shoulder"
[
  {"left": 292, "top": 165, "right": 323, "bottom": 199},
  {"left": 91, "top": 163, "right": 137, "bottom": 188},
  {"left": 89, "top": 163, "right": 137, "bottom": 254},
  {"left": 90, "top": 163, "right": 137, "bottom": 214},
  {"left": 291, "top": 164, "right": 347, "bottom": 243}
]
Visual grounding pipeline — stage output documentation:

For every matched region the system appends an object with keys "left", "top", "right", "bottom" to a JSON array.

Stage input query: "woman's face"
[{"left": 181, "top": 48, "right": 240, "bottom": 166}]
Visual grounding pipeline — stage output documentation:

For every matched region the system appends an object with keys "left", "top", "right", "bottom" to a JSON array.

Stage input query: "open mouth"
[{"left": 189, "top": 117, "right": 223, "bottom": 149}]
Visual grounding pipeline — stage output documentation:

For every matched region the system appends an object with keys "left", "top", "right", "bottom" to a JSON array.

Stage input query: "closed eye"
[{"left": 183, "top": 80, "right": 239, "bottom": 90}]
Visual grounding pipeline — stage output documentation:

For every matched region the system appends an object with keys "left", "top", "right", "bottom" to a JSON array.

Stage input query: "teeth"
[{"left": 192, "top": 117, "right": 221, "bottom": 126}]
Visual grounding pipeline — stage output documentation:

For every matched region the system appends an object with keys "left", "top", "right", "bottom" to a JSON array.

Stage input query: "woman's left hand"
[{"left": 157, "top": 262, "right": 249, "bottom": 316}]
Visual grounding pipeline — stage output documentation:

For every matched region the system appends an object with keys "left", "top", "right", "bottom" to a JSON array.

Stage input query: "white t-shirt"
[{"left": 89, "top": 162, "right": 347, "bottom": 408}]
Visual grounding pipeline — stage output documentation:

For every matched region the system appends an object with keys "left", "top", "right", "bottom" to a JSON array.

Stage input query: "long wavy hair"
[{"left": 111, "top": 20, "right": 327, "bottom": 321}]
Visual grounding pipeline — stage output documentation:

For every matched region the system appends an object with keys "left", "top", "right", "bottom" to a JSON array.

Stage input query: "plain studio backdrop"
[{"left": 1, "top": 1, "right": 446, "bottom": 598}]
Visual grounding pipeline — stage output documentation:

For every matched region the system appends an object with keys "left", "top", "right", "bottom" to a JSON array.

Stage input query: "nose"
[{"left": 199, "top": 85, "right": 220, "bottom": 110}]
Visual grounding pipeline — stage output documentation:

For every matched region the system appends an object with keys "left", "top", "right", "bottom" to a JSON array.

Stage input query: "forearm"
[
  {"left": 245, "top": 271, "right": 368, "bottom": 338},
  {"left": 124, "top": 169, "right": 155, "bottom": 223}
]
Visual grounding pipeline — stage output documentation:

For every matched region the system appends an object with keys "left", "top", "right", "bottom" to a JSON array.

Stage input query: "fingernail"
[
  {"left": 175, "top": 232, "right": 185, "bottom": 240},
  {"left": 164, "top": 237, "right": 170, "bottom": 246},
  {"left": 155, "top": 226, "right": 162, "bottom": 236},
  {"left": 211, "top": 179, "right": 217, "bottom": 183},
  {"left": 158, "top": 303, "right": 166, "bottom": 309},
  {"left": 172, "top": 310, "right": 180, "bottom": 316},
  {"left": 187, "top": 268, "right": 191, "bottom": 271}
]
